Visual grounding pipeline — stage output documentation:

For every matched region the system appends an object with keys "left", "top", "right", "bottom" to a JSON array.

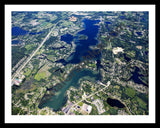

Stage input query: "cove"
[
  {"left": 129, "top": 66, "right": 148, "bottom": 87},
  {"left": 60, "top": 33, "right": 74, "bottom": 45},
  {"left": 12, "top": 40, "right": 21, "bottom": 44},
  {"left": 38, "top": 68, "right": 99, "bottom": 111}
]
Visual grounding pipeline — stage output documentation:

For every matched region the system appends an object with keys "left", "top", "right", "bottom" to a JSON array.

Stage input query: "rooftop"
[{"left": 112, "top": 47, "right": 124, "bottom": 54}]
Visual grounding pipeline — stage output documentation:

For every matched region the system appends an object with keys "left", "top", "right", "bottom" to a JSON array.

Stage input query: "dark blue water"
[
  {"left": 55, "top": 58, "right": 66, "bottom": 65},
  {"left": 60, "top": 33, "right": 74, "bottom": 45},
  {"left": 107, "top": 98, "right": 125, "bottom": 108},
  {"left": 12, "top": 40, "right": 20, "bottom": 44},
  {"left": 105, "top": 22, "right": 111, "bottom": 24},
  {"left": 39, "top": 19, "right": 101, "bottom": 111},
  {"left": 12, "top": 27, "right": 29, "bottom": 36},
  {"left": 145, "top": 51, "right": 148, "bottom": 55},
  {"left": 12, "top": 26, "right": 43, "bottom": 36},
  {"left": 12, "top": 26, "right": 43, "bottom": 44},
  {"left": 57, "top": 19, "right": 100, "bottom": 65},
  {"left": 142, "top": 18, "right": 145, "bottom": 22},
  {"left": 136, "top": 32, "right": 142, "bottom": 36},
  {"left": 109, "top": 31, "right": 118, "bottom": 36},
  {"left": 123, "top": 53, "right": 131, "bottom": 62},
  {"left": 129, "top": 66, "right": 148, "bottom": 87}
]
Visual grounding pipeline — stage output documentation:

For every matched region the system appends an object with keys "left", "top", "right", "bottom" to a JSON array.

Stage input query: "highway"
[{"left": 11, "top": 22, "right": 60, "bottom": 83}]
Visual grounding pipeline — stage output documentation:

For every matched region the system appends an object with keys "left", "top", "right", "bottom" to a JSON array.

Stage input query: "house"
[{"left": 69, "top": 16, "right": 77, "bottom": 22}]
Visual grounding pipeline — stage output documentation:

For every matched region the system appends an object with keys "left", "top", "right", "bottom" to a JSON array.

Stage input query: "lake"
[
  {"left": 57, "top": 18, "right": 100, "bottom": 64},
  {"left": 60, "top": 33, "right": 74, "bottom": 45},
  {"left": 107, "top": 98, "right": 125, "bottom": 108},
  {"left": 39, "top": 18, "right": 101, "bottom": 111},
  {"left": 12, "top": 26, "right": 43, "bottom": 44},
  {"left": 12, "top": 40, "right": 21, "bottom": 45},
  {"left": 136, "top": 32, "right": 142, "bottom": 36},
  {"left": 38, "top": 68, "right": 99, "bottom": 111},
  {"left": 12, "top": 26, "right": 44, "bottom": 36},
  {"left": 129, "top": 66, "right": 148, "bottom": 87},
  {"left": 123, "top": 53, "right": 131, "bottom": 62},
  {"left": 12, "top": 27, "right": 29, "bottom": 36}
]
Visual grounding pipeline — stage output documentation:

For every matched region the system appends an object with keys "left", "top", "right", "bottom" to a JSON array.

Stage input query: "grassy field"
[
  {"left": 125, "top": 87, "right": 136, "bottom": 98},
  {"left": 34, "top": 64, "right": 51, "bottom": 81},
  {"left": 23, "top": 68, "right": 32, "bottom": 77},
  {"left": 34, "top": 72, "right": 46, "bottom": 81},
  {"left": 136, "top": 96, "right": 147, "bottom": 109},
  {"left": 78, "top": 101, "right": 83, "bottom": 106}
]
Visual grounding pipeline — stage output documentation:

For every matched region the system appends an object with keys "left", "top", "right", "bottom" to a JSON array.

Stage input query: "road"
[
  {"left": 66, "top": 81, "right": 110, "bottom": 115},
  {"left": 66, "top": 80, "right": 132, "bottom": 115},
  {"left": 11, "top": 21, "right": 61, "bottom": 83}
]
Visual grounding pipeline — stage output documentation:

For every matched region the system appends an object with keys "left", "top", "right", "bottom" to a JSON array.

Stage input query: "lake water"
[
  {"left": 107, "top": 98, "right": 125, "bottom": 108},
  {"left": 39, "top": 18, "right": 101, "bottom": 111},
  {"left": 12, "top": 27, "right": 29, "bottom": 36},
  {"left": 136, "top": 32, "right": 142, "bottom": 36},
  {"left": 123, "top": 53, "right": 131, "bottom": 62},
  {"left": 12, "top": 40, "right": 21, "bottom": 44},
  {"left": 12, "top": 26, "right": 43, "bottom": 44},
  {"left": 38, "top": 68, "right": 99, "bottom": 111},
  {"left": 60, "top": 33, "right": 74, "bottom": 45},
  {"left": 129, "top": 66, "right": 148, "bottom": 87},
  {"left": 12, "top": 26, "right": 43, "bottom": 36},
  {"left": 57, "top": 18, "right": 100, "bottom": 64}
]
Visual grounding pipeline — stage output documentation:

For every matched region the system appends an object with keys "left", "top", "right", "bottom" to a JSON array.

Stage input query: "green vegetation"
[
  {"left": 47, "top": 55, "right": 55, "bottom": 62},
  {"left": 88, "top": 63, "right": 96, "bottom": 68},
  {"left": 126, "top": 50, "right": 136, "bottom": 58},
  {"left": 40, "top": 110, "right": 47, "bottom": 115},
  {"left": 136, "top": 96, "right": 147, "bottom": 109},
  {"left": 34, "top": 64, "right": 51, "bottom": 81},
  {"left": 24, "top": 68, "right": 32, "bottom": 77},
  {"left": 125, "top": 87, "right": 136, "bottom": 98},
  {"left": 89, "top": 104, "right": 99, "bottom": 115},
  {"left": 44, "top": 36, "right": 58, "bottom": 47},
  {"left": 25, "top": 43, "right": 37, "bottom": 51},
  {"left": 34, "top": 72, "right": 46, "bottom": 81},
  {"left": 78, "top": 101, "right": 83, "bottom": 106},
  {"left": 78, "top": 34, "right": 88, "bottom": 40},
  {"left": 61, "top": 20, "right": 74, "bottom": 27},
  {"left": 70, "top": 90, "right": 75, "bottom": 102},
  {"left": 12, "top": 46, "right": 27, "bottom": 68},
  {"left": 12, "top": 11, "right": 149, "bottom": 116},
  {"left": 12, "top": 106, "right": 21, "bottom": 115},
  {"left": 82, "top": 83, "right": 92, "bottom": 93}
]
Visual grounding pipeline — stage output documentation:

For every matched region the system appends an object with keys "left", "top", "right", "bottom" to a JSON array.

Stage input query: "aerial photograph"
[{"left": 11, "top": 11, "right": 149, "bottom": 115}]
